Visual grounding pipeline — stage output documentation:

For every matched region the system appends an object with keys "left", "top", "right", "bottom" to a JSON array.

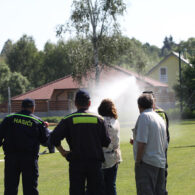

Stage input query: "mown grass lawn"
[{"left": 0, "top": 119, "right": 195, "bottom": 194}]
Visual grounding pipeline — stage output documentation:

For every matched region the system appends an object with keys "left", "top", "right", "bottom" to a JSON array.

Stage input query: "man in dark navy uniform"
[
  {"left": 51, "top": 89, "right": 111, "bottom": 195},
  {"left": 0, "top": 98, "right": 49, "bottom": 195}
]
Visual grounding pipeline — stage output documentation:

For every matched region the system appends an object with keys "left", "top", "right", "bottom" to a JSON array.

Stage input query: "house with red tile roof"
[{"left": 0, "top": 65, "right": 173, "bottom": 116}]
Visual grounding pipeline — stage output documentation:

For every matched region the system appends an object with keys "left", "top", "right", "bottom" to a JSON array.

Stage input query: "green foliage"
[
  {"left": 0, "top": 39, "right": 13, "bottom": 57},
  {"left": 8, "top": 72, "right": 31, "bottom": 98},
  {"left": 57, "top": 0, "right": 126, "bottom": 82},
  {"left": 181, "top": 108, "right": 195, "bottom": 119},
  {"left": 161, "top": 35, "right": 177, "bottom": 57},
  {"left": 174, "top": 57, "right": 195, "bottom": 111},
  {"left": 0, "top": 62, "right": 11, "bottom": 102},
  {"left": 0, "top": 60, "right": 31, "bottom": 102},
  {"left": 42, "top": 40, "right": 74, "bottom": 83},
  {"left": 41, "top": 116, "right": 64, "bottom": 123},
  {"left": 5, "top": 35, "right": 42, "bottom": 87}
]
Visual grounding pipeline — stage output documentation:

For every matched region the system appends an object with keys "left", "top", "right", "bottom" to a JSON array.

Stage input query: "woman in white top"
[{"left": 98, "top": 99, "right": 122, "bottom": 195}]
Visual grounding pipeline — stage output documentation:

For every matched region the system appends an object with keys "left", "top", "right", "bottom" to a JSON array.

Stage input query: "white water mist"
[{"left": 89, "top": 75, "right": 142, "bottom": 128}]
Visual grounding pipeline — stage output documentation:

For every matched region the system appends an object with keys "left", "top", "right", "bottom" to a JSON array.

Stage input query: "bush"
[
  {"left": 42, "top": 116, "right": 63, "bottom": 123},
  {"left": 166, "top": 107, "right": 181, "bottom": 120},
  {"left": 181, "top": 108, "right": 195, "bottom": 119}
]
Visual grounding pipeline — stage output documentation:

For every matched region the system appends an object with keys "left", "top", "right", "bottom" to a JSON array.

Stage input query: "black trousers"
[
  {"left": 69, "top": 161, "right": 104, "bottom": 195},
  {"left": 4, "top": 154, "right": 39, "bottom": 195}
]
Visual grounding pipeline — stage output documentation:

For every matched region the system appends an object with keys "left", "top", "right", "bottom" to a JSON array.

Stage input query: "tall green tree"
[
  {"left": 161, "top": 35, "right": 176, "bottom": 56},
  {"left": 8, "top": 72, "right": 31, "bottom": 98},
  {"left": 0, "top": 39, "right": 13, "bottom": 57},
  {"left": 0, "top": 62, "right": 11, "bottom": 102},
  {"left": 0, "top": 61, "right": 31, "bottom": 102},
  {"left": 174, "top": 56, "right": 195, "bottom": 111},
  {"left": 42, "top": 40, "right": 74, "bottom": 83},
  {"left": 6, "top": 35, "right": 42, "bottom": 87},
  {"left": 57, "top": 0, "right": 126, "bottom": 83}
]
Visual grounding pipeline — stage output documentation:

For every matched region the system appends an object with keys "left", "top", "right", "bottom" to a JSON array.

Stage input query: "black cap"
[
  {"left": 75, "top": 89, "right": 90, "bottom": 101},
  {"left": 22, "top": 98, "right": 35, "bottom": 108},
  {"left": 142, "top": 91, "right": 155, "bottom": 98}
]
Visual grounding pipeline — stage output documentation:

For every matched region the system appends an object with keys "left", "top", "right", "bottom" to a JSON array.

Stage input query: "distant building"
[
  {"left": 0, "top": 65, "right": 172, "bottom": 117},
  {"left": 146, "top": 51, "right": 191, "bottom": 91}
]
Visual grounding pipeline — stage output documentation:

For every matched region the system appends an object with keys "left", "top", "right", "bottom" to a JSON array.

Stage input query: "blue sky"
[{"left": 0, "top": 0, "right": 195, "bottom": 51}]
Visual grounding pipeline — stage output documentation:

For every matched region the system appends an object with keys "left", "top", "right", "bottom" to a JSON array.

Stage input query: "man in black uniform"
[
  {"left": 51, "top": 89, "right": 111, "bottom": 195},
  {"left": 0, "top": 98, "right": 49, "bottom": 195},
  {"left": 143, "top": 91, "right": 170, "bottom": 195}
]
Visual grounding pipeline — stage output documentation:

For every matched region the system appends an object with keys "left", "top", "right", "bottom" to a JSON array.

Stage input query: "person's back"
[
  {"left": 135, "top": 109, "right": 167, "bottom": 168},
  {"left": 52, "top": 110, "right": 109, "bottom": 162},
  {"left": 2, "top": 110, "right": 47, "bottom": 156},
  {"left": 133, "top": 94, "right": 167, "bottom": 195},
  {"left": 0, "top": 98, "right": 49, "bottom": 195},
  {"left": 50, "top": 90, "right": 110, "bottom": 195}
]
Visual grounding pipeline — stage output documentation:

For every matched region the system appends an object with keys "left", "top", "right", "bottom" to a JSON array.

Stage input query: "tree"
[
  {"left": 161, "top": 35, "right": 176, "bottom": 56},
  {"left": 57, "top": 0, "right": 126, "bottom": 83},
  {"left": 0, "top": 62, "right": 11, "bottom": 102},
  {"left": 6, "top": 35, "right": 41, "bottom": 87},
  {"left": 174, "top": 56, "right": 195, "bottom": 111},
  {"left": 42, "top": 40, "right": 74, "bottom": 83},
  {"left": 0, "top": 39, "right": 13, "bottom": 57},
  {"left": 8, "top": 72, "right": 31, "bottom": 98},
  {"left": 0, "top": 61, "right": 31, "bottom": 102}
]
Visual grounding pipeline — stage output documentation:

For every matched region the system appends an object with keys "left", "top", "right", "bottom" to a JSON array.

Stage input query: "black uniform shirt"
[
  {"left": 0, "top": 110, "right": 49, "bottom": 156},
  {"left": 51, "top": 109, "right": 111, "bottom": 163}
]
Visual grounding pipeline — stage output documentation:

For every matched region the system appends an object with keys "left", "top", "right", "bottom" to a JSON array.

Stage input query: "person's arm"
[
  {"left": 136, "top": 142, "right": 146, "bottom": 164},
  {"left": 0, "top": 118, "right": 7, "bottom": 147},
  {"left": 56, "top": 145, "right": 70, "bottom": 158},
  {"left": 100, "top": 120, "right": 111, "bottom": 147}
]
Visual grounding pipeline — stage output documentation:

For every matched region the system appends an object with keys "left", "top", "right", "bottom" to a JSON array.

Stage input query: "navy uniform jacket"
[
  {"left": 0, "top": 110, "right": 49, "bottom": 157},
  {"left": 51, "top": 109, "right": 111, "bottom": 163}
]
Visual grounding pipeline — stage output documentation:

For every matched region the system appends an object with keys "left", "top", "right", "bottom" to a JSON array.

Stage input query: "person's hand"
[
  {"left": 130, "top": 138, "right": 134, "bottom": 145},
  {"left": 44, "top": 121, "right": 49, "bottom": 128},
  {"left": 60, "top": 149, "right": 70, "bottom": 158}
]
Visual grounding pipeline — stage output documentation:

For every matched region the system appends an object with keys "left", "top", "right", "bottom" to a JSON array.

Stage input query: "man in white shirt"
[{"left": 133, "top": 94, "right": 167, "bottom": 195}]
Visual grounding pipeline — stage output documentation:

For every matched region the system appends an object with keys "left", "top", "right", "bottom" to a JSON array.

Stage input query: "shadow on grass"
[{"left": 171, "top": 145, "right": 195, "bottom": 149}]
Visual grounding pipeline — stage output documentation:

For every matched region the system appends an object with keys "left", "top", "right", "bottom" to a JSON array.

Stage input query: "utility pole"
[
  {"left": 8, "top": 87, "right": 11, "bottom": 114},
  {"left": 179, "top": 51, "right": 183, "bottom": 113}
]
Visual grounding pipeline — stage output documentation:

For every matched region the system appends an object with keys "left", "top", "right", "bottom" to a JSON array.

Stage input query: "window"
[{"left": 159, "top": 67, "right": 167, "bottom": 82}]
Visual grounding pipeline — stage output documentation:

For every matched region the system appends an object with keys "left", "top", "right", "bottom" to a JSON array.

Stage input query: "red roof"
[
  {"left": 12, "top": 75, "right": 83, "bottom": 100},
  {"left": 12, "top": 65, "right": 167, "bottom": 100}
]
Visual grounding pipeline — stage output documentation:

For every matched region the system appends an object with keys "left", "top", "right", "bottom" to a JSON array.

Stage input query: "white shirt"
[
  {"left": 102, "top": 117, "right": 122, "bottom": 169},
  {"left": 133, "top": 108, "right": 167, "bottom": 168}
]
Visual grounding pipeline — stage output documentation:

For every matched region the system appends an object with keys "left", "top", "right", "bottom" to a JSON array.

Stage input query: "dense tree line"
[{"left": 0, "top": 34, "right": 194, "bottom": 103}]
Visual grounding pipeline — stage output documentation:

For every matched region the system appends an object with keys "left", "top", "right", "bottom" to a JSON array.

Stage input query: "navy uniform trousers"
[
  {"left": 4, "top": 153, "right": 39, "bottom": 195},
  {"left": 70, "top": 161, "right": 104, "bottom": 195}
]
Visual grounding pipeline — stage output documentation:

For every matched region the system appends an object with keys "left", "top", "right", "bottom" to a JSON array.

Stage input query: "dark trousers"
[
  {"left": 165, "top": 149, "right": 168, "bottom": 195},
  {"left": 69, "top": 161, "right": 104, "bottom": 195},
  {"left": 102, "top": 164, "right": 118, "bottom": 195},
  {"left": 4, "top": 154, "right": 39, "bottom": 195},
  {"left": 135, "top": 162, "right": 166, "bottom": 195}
]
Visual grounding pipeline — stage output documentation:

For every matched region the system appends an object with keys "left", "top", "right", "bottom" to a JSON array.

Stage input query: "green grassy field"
[{"left": 0, "top": 120, "right": 195, "bottom": 194}]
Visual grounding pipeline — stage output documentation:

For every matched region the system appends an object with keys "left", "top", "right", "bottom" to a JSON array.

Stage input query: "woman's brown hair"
[{"left": 98, "top": 99, "right": 118, "bottom": 119}]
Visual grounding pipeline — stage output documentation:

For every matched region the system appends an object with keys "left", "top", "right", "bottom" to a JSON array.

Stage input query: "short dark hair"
[
  {"left": 98, "top": 99, "right": 118, "bottom": 119},
  {"left": 75, "top": 89, "right": 90, "bottom": 107},
  {"left": 22, "top": 98, "right": 35, "bottom": 109},
  {"left": 138, "top": 94, "right": 154, "bottom": 109}
]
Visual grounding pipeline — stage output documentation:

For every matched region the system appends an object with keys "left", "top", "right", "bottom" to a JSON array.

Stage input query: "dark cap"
[
  {"left": 75, "top": 89, "right": 90, "bottom": 101},
  {"left": 142, "top": 91, "right": 155, "bottom": 98},
  {"left": 22, "top": 98, "right": 35, "bottom": 108}
]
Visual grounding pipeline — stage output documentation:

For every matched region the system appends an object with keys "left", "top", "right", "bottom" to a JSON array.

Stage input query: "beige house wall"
[{"left": 148, "top": 55, "right": 187, "bottom": 91}]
